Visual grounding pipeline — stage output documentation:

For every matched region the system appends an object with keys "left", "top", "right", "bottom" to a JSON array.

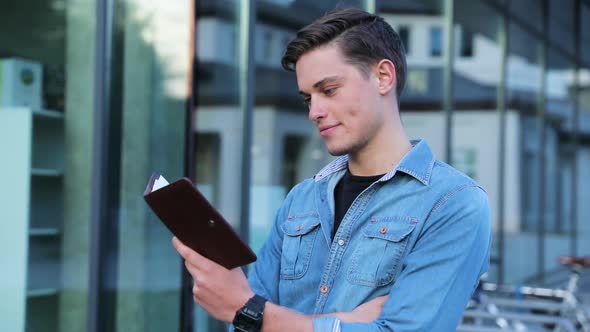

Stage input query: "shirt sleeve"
[
  {"left": 339, "top": 185, "right": 492, "bottom": 332},
  {"left": 312, "top": 316, "right": 341, "bottom": 332}
]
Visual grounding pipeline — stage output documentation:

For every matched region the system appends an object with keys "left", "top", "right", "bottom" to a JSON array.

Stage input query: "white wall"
[{"left": 454, "top": 34, "right": 502, "bottom": 86}]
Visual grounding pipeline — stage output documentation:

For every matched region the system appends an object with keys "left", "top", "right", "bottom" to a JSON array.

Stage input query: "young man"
[{"left": 173, "top": 8, "right": 491, "bottom": 332}]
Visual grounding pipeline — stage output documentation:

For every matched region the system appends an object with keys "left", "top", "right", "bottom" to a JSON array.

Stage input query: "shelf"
[
  {"left": 32, "top": 109, "right": 64, "bottom": 119},
  {"left": 1, "top": 106, "right": 64, "bottom": 331},
  {"left": 31, "top": 168, "right": 63, "bottom": 177},
  {"left": 29, "top": 228, "right": 61, "bottom": 236},
  {"left": 27, "top": 288, "right": 58, "bottom": 298}
]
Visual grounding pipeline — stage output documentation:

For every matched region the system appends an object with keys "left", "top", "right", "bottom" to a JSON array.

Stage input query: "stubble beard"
[{"left": 325, "top": 133, "right": 372, "bottom": 157}]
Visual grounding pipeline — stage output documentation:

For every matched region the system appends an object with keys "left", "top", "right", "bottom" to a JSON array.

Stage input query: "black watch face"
[
  {"left": 233, "top": 295, "right": 266, "bottom": 332},
  {"left": 242, "top": 307, "right": 261, "bottom": 318},
  {"left": 234, "top": 309, "right": 262, "bottom": 332}
]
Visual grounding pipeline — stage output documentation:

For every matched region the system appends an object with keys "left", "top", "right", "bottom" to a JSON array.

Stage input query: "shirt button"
[
  {"left": 337, "top": 239, "right": 345, "bottom": 246},
  {"left": 320, "top": 285, "right": 329, "bottom": 294},
  {"left": 380, "top": 226, "right": 388, "bottom": 234},
  {"left": 296, "top": 225, "right": 302, "bottom": 231}
]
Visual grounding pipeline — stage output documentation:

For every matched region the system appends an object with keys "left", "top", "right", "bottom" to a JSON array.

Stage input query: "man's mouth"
[{"left": 318, "top": 124, "right": 339, "bottom": 137}]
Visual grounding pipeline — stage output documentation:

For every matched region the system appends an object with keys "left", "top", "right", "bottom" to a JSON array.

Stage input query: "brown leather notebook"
[{"left": 144, "top": 173, "right": 256, "bottom": 269}]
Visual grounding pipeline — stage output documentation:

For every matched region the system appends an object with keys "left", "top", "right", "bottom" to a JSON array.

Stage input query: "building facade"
[{"left": 0, "top": 0, "right": 589, "bottom": 331}]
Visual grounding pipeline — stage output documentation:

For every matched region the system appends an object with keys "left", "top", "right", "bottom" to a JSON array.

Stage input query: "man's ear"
[{"left": 374, "top": 59, "right": 396, "bottom": 96}]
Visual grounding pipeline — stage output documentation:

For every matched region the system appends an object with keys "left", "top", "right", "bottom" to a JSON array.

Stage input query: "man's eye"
[
  {"left": 302, "top": 98, "right": 311, "bottom": 107},
  {"left": 324, "top": 87, "right": 337, "bottom": 95}
]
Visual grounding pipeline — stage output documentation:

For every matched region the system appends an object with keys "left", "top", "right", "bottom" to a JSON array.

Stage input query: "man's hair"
[{"left": 281, "top": 8, "right": 407, "bottom": 101}]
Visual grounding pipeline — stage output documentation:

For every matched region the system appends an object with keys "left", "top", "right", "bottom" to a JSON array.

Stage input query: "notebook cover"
[{"left": 144, "top": 176, "right": 256, "bottom": 269}]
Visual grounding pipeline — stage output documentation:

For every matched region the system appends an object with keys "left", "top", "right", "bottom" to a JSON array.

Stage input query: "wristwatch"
[{"left": 232, "top": 294, "right": 267, "bottom": 332}]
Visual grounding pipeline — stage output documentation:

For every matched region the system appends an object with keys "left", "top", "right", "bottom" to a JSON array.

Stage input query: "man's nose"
[{"left": 308, "top": 99, "right": 326, "bottom": 122}]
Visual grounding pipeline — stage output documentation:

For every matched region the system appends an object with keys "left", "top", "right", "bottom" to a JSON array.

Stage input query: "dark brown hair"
[{"left": 281, "top": 8, "right": 407, "bottom": 101}]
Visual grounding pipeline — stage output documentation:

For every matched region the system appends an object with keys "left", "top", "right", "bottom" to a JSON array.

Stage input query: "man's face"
[{"left": 296, "top": 43, "right": 387, "bottom": 157}]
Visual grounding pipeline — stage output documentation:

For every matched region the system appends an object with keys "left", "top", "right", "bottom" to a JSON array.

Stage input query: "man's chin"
[{"left": 326, "top": 146, "right": 348, "bottom": 157}]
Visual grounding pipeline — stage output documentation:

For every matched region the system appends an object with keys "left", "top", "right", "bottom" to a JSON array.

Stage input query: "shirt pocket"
[
  {"left": 347, "top": 216, "right": 417, "bottom": 287},
  {"left": 280, "top": 213, "right": 321, "bottom": 280}
]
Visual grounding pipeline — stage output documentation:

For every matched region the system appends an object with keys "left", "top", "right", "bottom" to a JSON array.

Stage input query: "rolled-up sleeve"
[
  {"left": 339, "top": 185, "right": 491, "bottom": 332},
  {"left": 312, "top": 316, "right": 341, "bottom": 332}
]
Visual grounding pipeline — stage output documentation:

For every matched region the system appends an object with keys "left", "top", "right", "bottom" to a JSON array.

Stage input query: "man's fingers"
[
  {"left": 173, "top": 237, "right": 205, "bottom": 264},
  {"left": 172, "top": 237, "right": 222, "bottom": 273},
  {"left": 173, "top": 236, "right": 194, "bottom": 259},
  {"left": 172, "top": 237, "right": 189, "bottom": 257},
  {"left": 185, "top": 260, "right": 199, "bottom": 276}
]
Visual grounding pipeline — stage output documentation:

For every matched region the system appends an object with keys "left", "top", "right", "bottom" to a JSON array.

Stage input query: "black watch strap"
[
  {"left": 246, "top": 294, "right": 267, "bottom": 312},
  {"left": 233, "top": 294, "right": 267, "bottom": 332}
]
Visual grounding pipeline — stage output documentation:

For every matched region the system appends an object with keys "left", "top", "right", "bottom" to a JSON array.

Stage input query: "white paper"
[{"left": 152, "top": 175, "right": 169, "bottom": 192}]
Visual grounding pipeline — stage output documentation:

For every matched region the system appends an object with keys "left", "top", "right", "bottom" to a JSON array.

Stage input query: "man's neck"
[{"left": 347, "top": 122, "right": 412, "bottom": 177}]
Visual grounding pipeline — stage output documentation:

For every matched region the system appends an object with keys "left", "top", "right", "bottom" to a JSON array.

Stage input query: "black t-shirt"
[{"left": 332, "top": 169, "right": 384, "bottom": 240}]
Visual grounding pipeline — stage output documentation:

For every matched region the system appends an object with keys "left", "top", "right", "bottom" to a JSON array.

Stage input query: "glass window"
[
  {"left": 0, "top": 1, "right": 94, "bottom": 331},
  {"left": 398, "top": 25, "right": 410, "bottom": 54},
  {"left": 264, "top": 30, "right": 274, "bottom": 61},
  {"left": 509, "top": 0, "right": 542, "bottom": 34},
  {"left": 549, "top": 0, "right": 575, "bottom": 55},
  {"left": 459, "top": 28, "right": 474, "bottom": 58},
  {"left": 97, "top": 0, "right": 191, "bottom": 331},
  {"left": 430, "top": 26, "right": 443, "bottom": 57},
  {"left": 193, "top": 1, "right": 242, "bottom": 331},
  {"left": 505, "top": 22, "right": 543, "bottom": 283},
  {"left": 581, "top": 4, "right": 590, "bottom": 66},
  {"left": 576, "top": 139, "right": 590, "bottom": 256},
  {"left": 194, "top": 0, "right": 242, "bottom": 235},
  {"left": 581, "top": 67, "right": 590, "bottom": 115},
  {"left": 577, "top": 64, "right": 590, "bottom": 255},
  {"left": 543, "top": 50, "right": 575, "bottom": 278},
  {"left": 378, "top": 0, "right": 447, "bottom": 159},
  {"left": 249, "top": 0, "right": 366, "bottom": 253},
  {"left": 451, "top": 0, "right": 501, "bottom": 282}
]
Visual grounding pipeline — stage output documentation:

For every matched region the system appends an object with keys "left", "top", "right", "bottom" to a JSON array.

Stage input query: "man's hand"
[
  {"left": 173, "top": 237, "right": 388, "bottom": 329},
  {"left": 343, "top": 295, "right": 388, "bottom": 322},
  {"left": 172, "top": 237, "right": 254, "bottom": 322},
  {"left": 317, "top": 295, "right": 388, "bottom": 323}
]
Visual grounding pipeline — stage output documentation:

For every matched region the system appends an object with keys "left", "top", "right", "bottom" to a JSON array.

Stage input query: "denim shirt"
[{"left": 248, "top": 140, "right": 491, "bottom": 332}]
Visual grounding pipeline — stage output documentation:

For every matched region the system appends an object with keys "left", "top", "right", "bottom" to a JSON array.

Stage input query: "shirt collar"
[{"left": 314, "top": 139, "right": 435, "bottom": 186}]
